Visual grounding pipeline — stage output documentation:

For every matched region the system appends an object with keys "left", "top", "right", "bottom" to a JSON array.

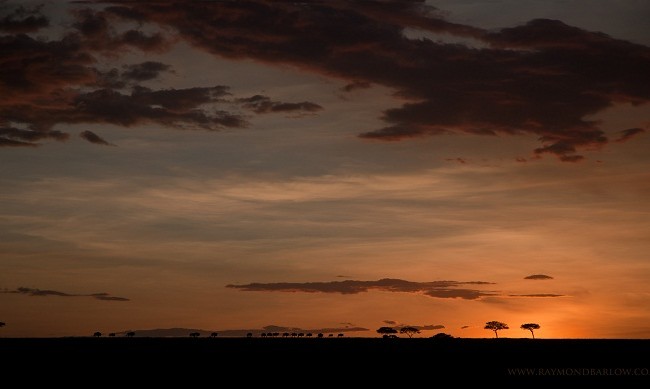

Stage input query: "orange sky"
[{"left": 1, "top": 0, "right": 649, "bottom": 338}]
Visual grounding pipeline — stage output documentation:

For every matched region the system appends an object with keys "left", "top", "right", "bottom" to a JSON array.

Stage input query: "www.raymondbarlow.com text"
[{"left": 508, "top": 368, "right": 649, "bottom": 376}]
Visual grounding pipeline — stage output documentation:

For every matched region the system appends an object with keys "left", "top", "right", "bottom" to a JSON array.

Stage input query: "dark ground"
[{"left": 1, "top": 338, "right": 648, "bottom": 384}]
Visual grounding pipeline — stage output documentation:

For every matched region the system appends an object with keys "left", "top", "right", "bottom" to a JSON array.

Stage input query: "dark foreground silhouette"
[{"left": 1, "top": 338, "right": 648, "bottom": 384}]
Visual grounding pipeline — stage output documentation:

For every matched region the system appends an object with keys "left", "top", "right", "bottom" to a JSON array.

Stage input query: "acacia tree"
[
  {"left": 484, "top": 321, "right": 509, "bottom": 338},
  {"left": 399, "top": 326, "right": 420, "bottom": 338},
  {"left": 520, "top": 323, "right": 540, "bottom": 339},
  {"left": 377, "top": 327, "right": 398, "bottom": 337}
]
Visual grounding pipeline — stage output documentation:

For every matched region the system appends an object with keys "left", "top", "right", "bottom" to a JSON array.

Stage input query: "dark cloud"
[
  {"left": 424, "top": 289, "right": 496, "bottom": 300},
  {"left": 382, "top": 323, "right": 445, "bottom": 331},
  {"left": 524, "top": 274, "right": 554, "bottom": 280},
  {"left": 229, "top": 277, "right": 567, "bottom": 301},
  {"left": 5, "top": 2, "right": 647, "bottom": 158},
  {"left": 237, "top": 95, "right": 322, "bottom": 114},
  {"left": 0, "top": 5, "right": 49, "bottom": 33},
  {"left": 121, "top": 61, "right": 171, "bottom": 81},
  {"left": 227, "top": 278, "right": 497, "bottom": 300},
  {"left": 0, "top": 127, "right": 68, "bottom": 147},
  {"left": 80, "top": 130, "right": 114, "bottom": 146},
  {"left": 0, "top": 137, "right": 38, "bottom": 147},
  {"left": 104, "top": 6, "right": 146, "bottom": 22},
  {"left": 15, "top": 287, "right": 72, "bottom": 297},
  {"left": 2, "top": 287, "right": 129, "bottom": 301},
  {"left": 341, "top": 80, "right": 372, "bottom": 92},
  {"left": 460, "top": 325, "right": 469, "bottom": 329},
  {"left": 0, "top": 22, "right": 317, "bottom": 147},
  {"left": 615, "top": 127, "right": 645, "bottom": 142},
  {"left": 414, "top": 324, "right": 445, "bottom": 331},
  {"left": 90, "top": 293, "right": 130, "bottom": 301},
  {"left": 119, "top": 29, "right": 167, "bottom": 52},
  {"left": 67, "top": 86, "right": 246, "bottom": 130},
  {"left": 445, "top": 157, "right": 467, "bottom": 165},
  {"left": 71, "top": 8, "right": 169, "bottom": 53},
  {"left": 117, "top": 1, "right": 650, "bottom": 161},
  {"left": 508, "top": 293, "right": 565, "bottom": 298}
]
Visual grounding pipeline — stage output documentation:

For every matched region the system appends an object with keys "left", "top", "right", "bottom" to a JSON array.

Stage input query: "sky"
[{"left": 1, "top": 0, "right": 649, "bottom": 338}]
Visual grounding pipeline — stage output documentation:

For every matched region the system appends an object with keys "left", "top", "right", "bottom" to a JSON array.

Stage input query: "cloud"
[
  {"left": 227, "top": 278, "right": 497, "bottom": 300},
  {"left": 508, "top": 293, "right": 565, "bottom": 298},
  {"left": 615, "top": 127, "right": 646, "bottom": 142},
  {"left": 341, "top": 80, "right": 372, "bottom": 92},
  {"left": 89, "top": 293, "right": 130, "bottom": 301},
  {"left": 121, "top": 61, "right": 172, "bottom": 81},
  {"left": 424, "top": 289, "right": 497, "bottom": 300},
  {"left": 0, "top": 5, "right": 320, "bottom": 149},
  {"left": 117, "top": 1, "right": 650, "bottom": 161},
  {"left": 524, "top": 274, "right": 554, "bottom": 280},
  {"left": 80, "top": 130, "right": 114, "bottom": 146},
  {"left": 0, "top": 4, "right": 49, "bottom": 33},
  {"left": 5, "top": 2, "right": 647, "bottom": 158},
  {"left": 71, "top": 7, "right": 169, "bottom": 53},
  {"left": 382, "top": 322, "right": 445, "bottom": 331},
  {"left": 1, "top": 127, "right": 68, "bottom": 147},
  {"left": 460, "top": 326, "right": 469, "bottom": 329},
  {"left": 228, "top": 277, "right": 567, "bottom": 301},
  {"left": 0, "top": 137, "right": 38, "bottom": 147},
  {"left": 445, "top": 158, "right": 467, "bottom": 165},
  {"left": 415, "top": 324, "right": 445, "bottom": 331},
  {"left": 236, "top": 95, "right": 322, "bottom": 114},
  {"left": 2, "top": 287, "right": 129, "bottom": 301}
]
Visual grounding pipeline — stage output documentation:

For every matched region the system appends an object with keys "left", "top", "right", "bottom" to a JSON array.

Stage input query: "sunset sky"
[{"left": 1, "top": 0, "right": 649, "bottom": 338}]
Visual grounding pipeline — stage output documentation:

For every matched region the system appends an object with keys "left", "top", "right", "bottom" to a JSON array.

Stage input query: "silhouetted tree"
[
  {"left": 306, "top": 333, "right": 313, "bottom": 337},
  {"left": 484, "top": 321, "right": 509, "bottom": 338},
  {"left": 93, "top": 332, "right": 102, "bottom": 337},
  {"left": 189, "top": 332, "right": 200, "bottom": 338},
  {"left": 328, "top": 334, "right": 334, "bottom": 337},
  {"left": 283, "top": 332, "right": 289, "bottom": 338},
  {"left": 126, "top": 332, "right": 135, "bottom": 337},
  {"left": 431, "top": 332, "right": 454, "bottom": 339},
  {"left": 261, "top": 333, "right": 266, "bottom": 337},
  {"left": 273, "top": 332, "right": 279, "bottom": 337},
  {"left": 210, "top": 332, "right": 218, "bottom": 338},
  {"left": 291, "top": 332, "right": 297, "bottom": 337},
  {"left": 377, "top": 327, "right": 398, "bottom": 337},
  {"left": 520, "top": 323, "right": 540, "bottom": 339},
  {"left": 399, "top": 326, "right": 420, "bottom": 338},
  {"left": 338, "top": 333, "right": 344, "bottom": 337},
  {"left": 247, "top": 332, "right": 253, "bottom": 338},
  {"left": 298, "top": 333, "right": 304, "bottom": 337},
  {"left": 109, "top": 333, "right": 116, "bottom": 337},
  {"left": 317, "top": 333, "right": 324, "bottom": 338}
]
